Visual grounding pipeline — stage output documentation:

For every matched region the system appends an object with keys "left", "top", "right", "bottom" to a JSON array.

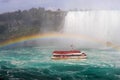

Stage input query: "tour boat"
[{"left": 51, "top": 50, "right": 87, "bottom": 60}]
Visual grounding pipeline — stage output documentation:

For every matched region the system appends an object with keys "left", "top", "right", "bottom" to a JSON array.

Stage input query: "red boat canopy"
[{"left": 53, "top": 50, "right": 81, "bottom": 54}]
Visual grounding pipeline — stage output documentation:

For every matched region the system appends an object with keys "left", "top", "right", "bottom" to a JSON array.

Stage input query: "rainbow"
[
  {"left": 0, "top": 32, "right": 119, "bottom": 50},
  {"left": 0, "top": 33, "right": 104, "bottom": 47}
]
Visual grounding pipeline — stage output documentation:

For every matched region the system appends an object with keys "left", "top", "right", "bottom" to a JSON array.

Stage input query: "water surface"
[{"left": 0, "top": 47, "right": 120, "bottom": 80}]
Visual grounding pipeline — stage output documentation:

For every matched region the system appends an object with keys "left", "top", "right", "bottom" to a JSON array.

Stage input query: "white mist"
[{"left": 63, "top": 11, "right": 120, "bottom": 48}]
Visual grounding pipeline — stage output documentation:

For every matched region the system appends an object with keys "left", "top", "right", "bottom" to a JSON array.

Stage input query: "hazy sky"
[{"left": 0, "top": 0, "right": 120, "bottom": 13}]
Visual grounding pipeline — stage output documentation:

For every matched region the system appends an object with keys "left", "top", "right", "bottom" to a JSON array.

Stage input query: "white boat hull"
[{"left": 51, "top": 56, "right": 87, "bottom": 60}]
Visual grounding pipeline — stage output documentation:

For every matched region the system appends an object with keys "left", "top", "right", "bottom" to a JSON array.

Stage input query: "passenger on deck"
[{"left": 81, "top": 53, "right": 87, "bottom": 56}]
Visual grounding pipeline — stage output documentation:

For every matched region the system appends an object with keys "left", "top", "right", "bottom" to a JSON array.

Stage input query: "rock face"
[{"left": 0, "top": 8, "right": 66, "bottom": 42}]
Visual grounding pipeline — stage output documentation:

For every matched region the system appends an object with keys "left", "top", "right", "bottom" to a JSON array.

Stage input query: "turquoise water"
[{"left": 0, "top": 47, "right": 120, "bottom": 80}]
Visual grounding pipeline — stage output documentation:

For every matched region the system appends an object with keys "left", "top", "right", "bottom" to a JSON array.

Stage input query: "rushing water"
[
  {"left": 0, "top": 47, "right": 120, "bottom": 80},
  {"left": 64, "top": 11, "right": 120, "bottom": 48},
  {"left": 1, "top": 11, "right": 120, "bottom": 80}
]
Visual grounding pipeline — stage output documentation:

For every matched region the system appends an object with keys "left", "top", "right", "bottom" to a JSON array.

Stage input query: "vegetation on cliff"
[{"left": 0, "top": 8, "right": 66, "bottom": 42}]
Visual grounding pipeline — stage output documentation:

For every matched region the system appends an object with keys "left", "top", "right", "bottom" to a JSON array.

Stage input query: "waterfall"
[{"left": 63, "top": 11, "right": 120, "bottom": 48}]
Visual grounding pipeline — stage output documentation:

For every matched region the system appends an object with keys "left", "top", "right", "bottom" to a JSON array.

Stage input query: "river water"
[{"left": 0, "top": 47, "right": 120, "bottom": 80}]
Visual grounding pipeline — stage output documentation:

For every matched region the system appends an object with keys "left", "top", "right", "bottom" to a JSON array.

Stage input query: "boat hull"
[{"left": 51, "top": 56, "right": 87, "bottom": 60}]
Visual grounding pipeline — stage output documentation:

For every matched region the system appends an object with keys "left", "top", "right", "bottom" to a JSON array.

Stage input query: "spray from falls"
[{"left": 63, "top": 11, "right": 120, "bottom": 48}]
